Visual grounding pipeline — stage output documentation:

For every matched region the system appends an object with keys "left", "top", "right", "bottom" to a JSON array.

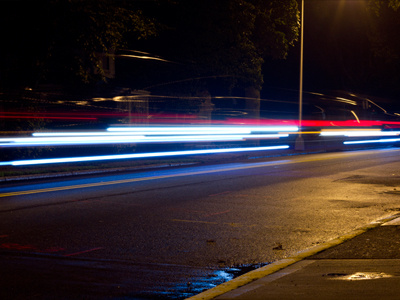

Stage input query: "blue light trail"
[
  {"left": 1, "top": 125, "right": 294, "bottom": 147},
  {"left": 0, "top": 145, "right": 290, "bottom": 166},
  {"left": 344, "top": 138, "right": 400, "bottom": 145}
]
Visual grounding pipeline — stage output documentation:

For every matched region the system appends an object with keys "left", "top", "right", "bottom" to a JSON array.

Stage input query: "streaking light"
[
  {"left": 0, "top": 134, "right": 288, "bottom": 147},
  {"left": 33, "top": 132, "right": 140, "bottom": 137},
  {"left": 344, "top": 138, "right": 400, "bottom": 145},
  {"left": 106, "top": 125, "right": 299, "bottom": 133},
  {"left": 0, "top": 145, "right": 290, "bottom": 166},
  {"left": 335, "top": 97, "right": 357, "bottom": 106},
  {"left": 321, "top": 130, "right": 400, "bottom": 137},
  {"left": 0, "top": 115, "right": 97, "bottom": 120},
  {"left": 350, "top": 111, "right": 360, "bottom": 123},
  {"left": 117, "top": 54, "right": 172, "bottom": 63},
  {"left": 32, "top": 131, "right": 289, "bottom": 138}
]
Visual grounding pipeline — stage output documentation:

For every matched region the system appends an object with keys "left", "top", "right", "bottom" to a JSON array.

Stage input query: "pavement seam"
[{"left": 186, "top": 213, "right": 400, "bottom": 300}]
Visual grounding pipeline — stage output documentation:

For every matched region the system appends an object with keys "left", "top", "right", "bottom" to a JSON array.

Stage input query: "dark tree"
[
  {"left": 1, "top": 0, "right": 300, "bottom": 99},
  {"left": 0, "top": 0, "right": 157, "bottom": 89},
  {"left": 136, "top": 0, "right": 299, "bottom": 95},
  {"left": 366, "top": 0, "right": 400, "bottom": 96}
]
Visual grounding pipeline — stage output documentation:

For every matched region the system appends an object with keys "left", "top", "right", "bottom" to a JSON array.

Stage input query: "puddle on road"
[
  {"left": 150, "top": 262, "right": 270, "bottom": 299},
  {"left": 324, "top": 272, "right": 393, "bottom": 281},
  {"left": 2, "top": 250, "right": 270, "bottom": 300}
]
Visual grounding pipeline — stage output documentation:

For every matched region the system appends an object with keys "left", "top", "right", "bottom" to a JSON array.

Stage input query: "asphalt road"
[{"left": 1, "top": 148, "right": 400, "bottom": 299}]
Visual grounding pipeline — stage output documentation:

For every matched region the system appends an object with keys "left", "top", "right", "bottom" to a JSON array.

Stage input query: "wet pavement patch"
[
  {"left": 224, "top": 262, "right": 270, "bottom": 278},
  {"left": 150, "top": 262, "right": 271, "bottom": 299},
  {"left": 167, "top": 263, "right": 271, "bottom": 299},
  {"left": 324, "top": 272, "right": 393, "bottom": 280},
  {"left": 0, "top": 251, "right": 271, "bottom": 300}
]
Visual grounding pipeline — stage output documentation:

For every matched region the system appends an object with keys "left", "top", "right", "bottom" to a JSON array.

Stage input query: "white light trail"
[
  {"left": 33, "top": 132, "right": 139, "bottom": 137},
  {"left": 0, "top": 145, "right": 290, "bottom": 166},
  {"left": 0, "top": 134, "right": 288, "bottom": 147},
  {"left": 106, "top": 125, "right": 299, "bottom": 133},
  {"left": 33, "top": 130, "right": 255, "bottom": 136},
  {"left": 320, "top": 130, "right": 400, "bottom": 137},
  {"left": 1, "top": 125, "right": 294, "bottom": 148},
  {"left": 344, "top": 138, "right": 400, "bottom": 145}
]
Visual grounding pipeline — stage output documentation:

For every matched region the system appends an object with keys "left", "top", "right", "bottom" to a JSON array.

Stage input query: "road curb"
[{"left": 186, "top": 214, "right": 400, "bottom": 300}]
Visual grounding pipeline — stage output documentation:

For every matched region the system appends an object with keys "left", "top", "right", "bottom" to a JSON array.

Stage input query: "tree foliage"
[
  {"left": 366, "top": 0, "right": 400, "bottom": 94},
  {"left": 146, "top": 0, "right": 299, "bottom": 92},
  {"left": 0, "top": 0, "right": 157, "bottom": 89},
  {"left": 367, "top": 0, "right": 400, "bottom": 57},
  {"left": 1, "top": 0, "right": 299, "bottom": 93},
  {"left": 368, "top": 0, "right": 400, "bottom": 15}
]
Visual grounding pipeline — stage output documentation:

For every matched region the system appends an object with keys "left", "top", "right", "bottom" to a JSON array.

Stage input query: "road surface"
[{"left": 1, "top": 148, "right": 400, "bottom": 298}]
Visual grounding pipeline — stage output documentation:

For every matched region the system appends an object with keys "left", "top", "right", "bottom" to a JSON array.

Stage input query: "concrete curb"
[{"left": 186, "top": 214, "right": 400, "bottom": 300}]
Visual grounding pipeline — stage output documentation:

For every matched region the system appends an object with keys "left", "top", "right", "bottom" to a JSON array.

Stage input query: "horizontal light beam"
[
  {"left": 0, "top": 145, "right": 290, "bottom": 166},
  {"left": 344, "top": 138, "right": 400, "bottom": 145},
  {"left": 321, "top": 130, "right": 400, "bottom": 137},
  {"left": 106, "top": 125, "right": 299, "bottom": 133},
  {"left": 0, "top": 134, "right": 288, "bottom": 147}
]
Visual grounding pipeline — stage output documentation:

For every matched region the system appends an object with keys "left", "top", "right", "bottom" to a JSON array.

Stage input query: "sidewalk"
[{"left": 189, "top": 215, "right": 400, "bottom": 300}]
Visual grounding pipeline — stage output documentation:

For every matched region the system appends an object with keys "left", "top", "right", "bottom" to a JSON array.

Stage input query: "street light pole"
[{"left": 295, "top": 0, "right": 305, "bottom": 150}]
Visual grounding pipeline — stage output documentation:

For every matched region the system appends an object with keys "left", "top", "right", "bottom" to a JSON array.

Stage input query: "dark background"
[{"left": 1, "top": 0, "right": 399, "bottom": 101}]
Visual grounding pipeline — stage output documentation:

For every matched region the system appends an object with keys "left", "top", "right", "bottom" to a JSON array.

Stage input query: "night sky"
[
  {"left": 120, "top": 0, "right": 400, "bottom": 102},
  {"left": 1, "top": 0, "right": 400, "bottom": 101},
  {"left": 264, "top": 0, "right": 400, "bottom": 100}
]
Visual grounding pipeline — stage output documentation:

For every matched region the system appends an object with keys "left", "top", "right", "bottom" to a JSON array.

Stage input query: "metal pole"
[{"left": 295, "top": 0, "right": 305, "bottom": 150}]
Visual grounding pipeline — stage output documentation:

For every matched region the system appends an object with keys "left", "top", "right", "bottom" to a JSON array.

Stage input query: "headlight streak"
[
  {"left": 344, "top": 138, "right": 400, "bottom": 145},
  {"left": 2, "top": 125, "right": 296, "bottom": 148},
  {"left": 350, "top": 111, "right": 360, "bottom": 123},
  {"left": 0, "top": 145, "right": 290, "bottom": 166},
  {"left": 0, "top": 115, "right": 98, "bottom": 120},
  {"left": 0, "top": 125, "right": 296, "bottom": 148},
  {"left": 4, "top": 121, "right": 400, "bottom": 166},
  {"left": 50, "top": 129, "right": 262, "bottom": 135},
  {"left": 334, "top": 97, "right": 358, "bottom": 106},
  {"left": 321, "top": 129, "right": 400, "bottom": 145},
  {"left": 298, "top": 120, "right": 400, "bottom": 127},
  {"left": 33, "top": 132, "right": 144, "bottom": 137},
  {"left": 320, "top": 130, "right": 400, "bottom": 137},
  {"left": 106, "top": 125, "right": 299, "bottom": 133},
  {"left": 0, "top": 134, "right": 289, "bottom": 147}
]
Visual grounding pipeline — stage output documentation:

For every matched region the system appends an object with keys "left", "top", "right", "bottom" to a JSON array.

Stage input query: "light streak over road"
[
  {"left": 0, "top": 134, "right": 289, "bottom": 147},
  {"left": 0, "top": 157, "right": 296, "bottom": 197},
  {"left": 1, "top": 125, "right": 294, "bottom": 147},
  {"left": 0, "top": 145, "right": 290, "bottom": 167},
  {"left": 106, "top": 125, "right": 299, "bottom": 133},
  {"left": 320, "top": 130, "right": 400, "bottom": 137},
  {"left": 2, "top": 148, "right": 396, "bottom": 198},
  {"left": 344, "top": 138, "right": 400, "bottom": 145},
  {"left": 3, "top": 122, "right": 400, "bottom": 168}
]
